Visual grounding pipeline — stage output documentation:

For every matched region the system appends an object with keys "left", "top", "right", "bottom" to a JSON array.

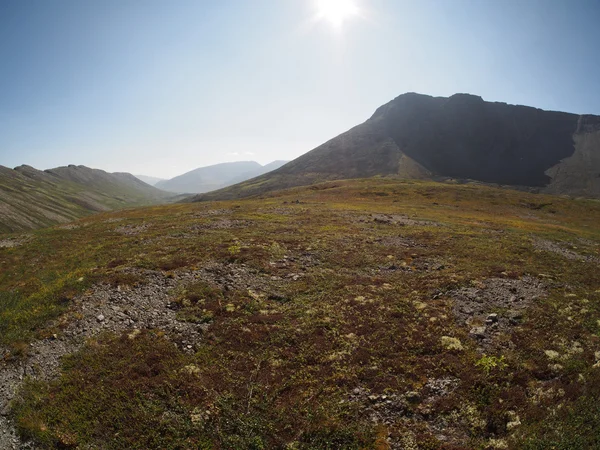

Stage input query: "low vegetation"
[{"left": 2, "top": 178, "right": 600, "bottom": 449}]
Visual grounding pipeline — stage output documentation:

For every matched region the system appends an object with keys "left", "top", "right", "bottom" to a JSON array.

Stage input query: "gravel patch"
[
  {"left": 451, "top": 276, "right": 547, "bottom": 351},
  {"left": 0, "top": 269, "right": 209, "bottom": 449},
  {"left": 533, "top": 238, "right": 600, "bottom": 264}
]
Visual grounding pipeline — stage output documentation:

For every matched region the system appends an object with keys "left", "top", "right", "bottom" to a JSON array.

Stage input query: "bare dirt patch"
[
  {"left": 347, "top": 377, "right": 464, "bottom": 448},
  {"left": 0, "top": 268, "right": 209, "bottom": 449},
  {"left": 371, "top": 213, "right": 439, "bottom": 227},
  {"left": 190, "top": 219, "right": 254, "bottom": 230},
  {"left": 0, "top": 235, "right": 31, "bottom": 249},
  {"left": 191, "top": 208, "right": 234, "bottom": 218},
  {"left": 451, "top": 276, "right": 547, "bottom": 351},
  {"left": 0, "top": 239, "right": 23, "bottom": 249},
  {"left": 533, "top": 238, "right": 600, "bottom": 264},
  {"left": 56, "top": 223, "right": 80, "bottom": 230},
  {"left": 114, "top": 223, "right": 151, "bottom": 235},
  {"left": 374, "top": 235, "right": 428, "bottom": 249}
]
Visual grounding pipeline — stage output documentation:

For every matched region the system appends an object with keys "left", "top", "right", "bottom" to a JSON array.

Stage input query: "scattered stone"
[
  {"left": 486, "top": 313, "right": 498, "bottom": 324},
  {"left": 469, "top": 326, "right": 487, "bottom": 339},
  {"left": 96, "top": 314, "right": 105, "bottom": 322},
  {"left": 533, "top": 238, "right": 600, "bottom": 264},
  {"left": 370, "top": 213, "right": 438, "bottom": 227},
  {"left": 114, "top": 223, "right": 151, "bottom": 235},
  {"left": 405, "top": 391, "right": 420, "bottom": 403},
  {"left": 451, "top": 276, "right": 546, "bottom": 350},
  {"left": 544, "top": 350, "right": 560, "bottom": 360}
]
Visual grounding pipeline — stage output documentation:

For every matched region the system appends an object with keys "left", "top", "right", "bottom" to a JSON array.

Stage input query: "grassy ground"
[{"left": 2, "top": 178, "right": 600, "bottom": 449}]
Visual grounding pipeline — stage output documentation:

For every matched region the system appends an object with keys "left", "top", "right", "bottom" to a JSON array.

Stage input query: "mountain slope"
[
  {"left": 191, "top": 93, "right": 600, "bottom": 201},
  {"left": 226, "top": 160, "right": 289, "bottom": 185},
  {"left": 156, "top": 161, "right": 262, "bottom": 193},
  {"left": 0, "top": 164, "right": 169, "bottom": 233}
]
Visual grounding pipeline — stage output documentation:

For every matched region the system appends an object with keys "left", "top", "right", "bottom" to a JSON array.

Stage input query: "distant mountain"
[
  {"left": 227, "top": 160, "right": 289, "bottom": 185},
  {"left": 156, "top": 160, "right": 289, "bottom": 194},
  {"left": 190, "top": 93, "right": 600, "bottom": 201},
  {"left": 134, "top": 175, "right": 165, "bottom": 186},
  {"left": 0, "top": 164, "right": 169, "bottom": 232}
]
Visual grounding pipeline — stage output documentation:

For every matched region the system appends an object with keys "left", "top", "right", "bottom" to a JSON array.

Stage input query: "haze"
[{"left": 1, "top": 0, "right": 599, "bottom": 179}]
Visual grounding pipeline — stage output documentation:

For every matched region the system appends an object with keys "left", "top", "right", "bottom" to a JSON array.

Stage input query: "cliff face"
[
  {"left": 376, "top": 93, "right": 583, "bottom": 187},
  {"left": 192, "top": 93, "right": 600, "bottom": 202}
]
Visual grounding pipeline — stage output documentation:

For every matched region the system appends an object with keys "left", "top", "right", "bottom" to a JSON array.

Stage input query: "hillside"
[
  {"left": 156, "top": 160, "right": 288, "bottom": 194},
  {"left": 0, "top": 164, "right": 169, "bottom": 233},
  {"left": 1, "top": 178, "right": 600, "bottom": 449},
  {"left": 190, "top": 93, "right": 600, "bottom": 202}
]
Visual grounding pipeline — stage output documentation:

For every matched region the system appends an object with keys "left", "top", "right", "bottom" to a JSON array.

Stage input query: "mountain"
[
  {"left": 226, "top": 160, "right": 289, "bottom": 185},
  {"left": 0, "top": 164, "right": 169, "bottom": 233},
  {"left": 155, "top": 160, "right": 289, "bottom": 194},
  {"left": 190, "top": 93, "right": 600, "bottom": 201},
  {"left": 134, "top": 175, "right": 165, "bottom": 186}
]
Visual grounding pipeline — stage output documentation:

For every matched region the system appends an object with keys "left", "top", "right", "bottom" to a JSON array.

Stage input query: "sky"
[{"left": 1, "top": 0, "right": 600, "bottom": 179}]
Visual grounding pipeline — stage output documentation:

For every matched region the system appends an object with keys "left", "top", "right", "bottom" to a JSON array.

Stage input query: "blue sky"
[{"left": 1, "top": 0, "right": 599, "bottom": 178}]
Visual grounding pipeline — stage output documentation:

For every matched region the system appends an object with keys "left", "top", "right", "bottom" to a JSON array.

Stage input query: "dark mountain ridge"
[{"left": 191, "top": 93, "right": 600, "bottom": 201}]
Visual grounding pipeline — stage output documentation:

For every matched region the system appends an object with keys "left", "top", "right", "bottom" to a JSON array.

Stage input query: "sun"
[{"left": 315, "top": 0, "right": 359, "bottom": 28}]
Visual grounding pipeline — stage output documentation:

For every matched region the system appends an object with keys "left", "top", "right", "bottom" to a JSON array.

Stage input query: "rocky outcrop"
[
  {"left": 192, "top": 93, "right": 600, "bottom": 201},
  {"left": 544, "top": 115, "right": 600, "bottom": 197}
]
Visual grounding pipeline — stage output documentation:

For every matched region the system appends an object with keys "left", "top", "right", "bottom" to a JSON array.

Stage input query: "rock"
[
  {"left": 507, "top": 310, "right": 523, "bottom": 324},
  {"left": 486, "top": 313, "right": 498, "bottom": 324},
  {"left": 405, "top": 391, "right": 420, "bottom": 403},
  {"left": 96, "top": 314, "right": 105, "bottom": 322},
  {"left": 469, "top": 326, "right": 487, "bottom": 339}
]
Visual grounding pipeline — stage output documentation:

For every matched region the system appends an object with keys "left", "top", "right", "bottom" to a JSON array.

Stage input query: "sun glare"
[{"left": 316, "top": 0, "right": 359, "bottom": 28}]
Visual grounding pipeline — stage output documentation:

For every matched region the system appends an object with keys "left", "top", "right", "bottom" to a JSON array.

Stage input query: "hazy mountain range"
[
  {"left": 134, "top": 175, "right": 165, "bottom": 186},
  {"left": 150, "top": 160, "right": 288, "bottom": 194}
]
